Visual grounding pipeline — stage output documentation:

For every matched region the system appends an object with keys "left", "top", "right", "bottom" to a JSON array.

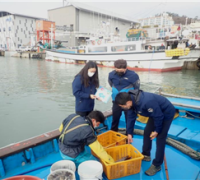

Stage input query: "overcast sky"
[{"left": 0, "top": 0, "right": 200, "bottom": 20}]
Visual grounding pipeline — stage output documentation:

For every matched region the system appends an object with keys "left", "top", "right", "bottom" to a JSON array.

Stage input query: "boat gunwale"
[
  {"left": 160, "top": 92, "right": 200, "bottom": 101},
  {"left": 0, "top": 111, "right": 112, "bottom": 158},
  {"left": 47, "top": 49, "right": 167, "bottom": 56}
]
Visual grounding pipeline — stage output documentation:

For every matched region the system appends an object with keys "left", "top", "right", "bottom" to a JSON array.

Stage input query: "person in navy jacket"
[
  {"left": 108, "top": 59, "right": 140, "bottom": 132},
  {"left": 115, "top": 90, "right": 175, "bottom": 176},
  {"left": 72, "top": 61, "right": 99, "bottom": 117}
]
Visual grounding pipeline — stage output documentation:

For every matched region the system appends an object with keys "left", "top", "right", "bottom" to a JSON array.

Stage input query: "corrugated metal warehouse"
[{"left": 48, "top": 2, "right": 139, "bottom": 47}]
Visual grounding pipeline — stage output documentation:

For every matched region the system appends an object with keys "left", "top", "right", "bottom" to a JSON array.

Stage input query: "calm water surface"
[{"left": 0, "top": 56, "right": 200, "bottom": 148}]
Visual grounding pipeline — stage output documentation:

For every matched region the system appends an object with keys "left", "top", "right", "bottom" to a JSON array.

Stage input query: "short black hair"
[
  {"left": 115, "top": 92, "right": 131, "bottom": 105},
  {"left": 88, "top": 110, "right": 105, "bottom": 123},
  {"left": 114, "top": 59, "right": 127, "bottom": 69}
]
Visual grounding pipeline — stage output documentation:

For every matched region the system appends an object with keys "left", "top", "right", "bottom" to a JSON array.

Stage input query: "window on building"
[
  {"left": 0, "top": 28, "right": 1, "bottom": 32},
  {"left": 3, "top": 28, "right": 5, "bottom": 32},
  {"left": 9, "top": 27, "right": 11, "bottom": 31}
]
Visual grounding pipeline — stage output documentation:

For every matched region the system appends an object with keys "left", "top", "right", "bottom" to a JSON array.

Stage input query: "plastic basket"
[
  {"left": 100, "top": 144, "right": 144, "bottom": 179},
  {"left": 91, "top": 130, "right": 127, "bottom": 157},
  {"left": 137, "top": 114, "right": 149, "bottom": 123},
  {"left": 97, "top": 130, "right": 127, "bottom": 148}
]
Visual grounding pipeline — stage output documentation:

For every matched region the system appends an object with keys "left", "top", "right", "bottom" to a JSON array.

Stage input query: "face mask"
[
  {"left": 88, "top": 71, "right": 95, "bottom": 77},
  {"left": 116, "top": 71, "right": 125, "bottom": 76}
]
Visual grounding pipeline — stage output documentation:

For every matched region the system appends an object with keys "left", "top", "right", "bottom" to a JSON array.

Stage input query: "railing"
[
  {"left": 66, "top": 37, "right": 167, "bottom": 50},
  {"left": 119, "top": 37, "right": 160, "bottom": 42},
  {"left": 84, "top": 37, "right": 166, "bottom": 46}
]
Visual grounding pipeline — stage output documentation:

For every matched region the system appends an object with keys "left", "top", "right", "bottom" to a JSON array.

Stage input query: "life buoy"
[
  {"left": 97, "top": 39, "right": 102, "bottom": 45},
  {"left": 91, "top": 40, "right": 95, "bottom": 45},
  {"left": 196, "top": 59, "right": 200, "bottom": 69}
]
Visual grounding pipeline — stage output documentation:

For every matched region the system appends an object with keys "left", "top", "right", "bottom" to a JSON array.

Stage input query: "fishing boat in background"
[
  {"left": 45, "top": 28, "right": 200, "bottom": 72},
  {"left": 0, "top": 90, "right": 200, "bottom": 180}
]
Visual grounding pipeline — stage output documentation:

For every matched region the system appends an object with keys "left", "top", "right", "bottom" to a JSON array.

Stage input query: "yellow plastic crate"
[
  {"left": 97, "top": 130, "right": 127, "bottom": 148},
  {"left": 91, "top": 130, "right": 127, "bottom": 157},
  {"left": 101, "top": 144, "right": 144, "bottom": 179},
  {"left": 137, "top": 114, "right": 149, "bottom": 123}
]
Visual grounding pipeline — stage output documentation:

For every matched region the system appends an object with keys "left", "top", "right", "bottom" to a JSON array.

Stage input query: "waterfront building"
[
  {"left": 0, "top": 11, "right": 46, "bottom": 51},
  {"left": 138, "top": 13, "right": 174, "bottom": 28},
  {"left": 137, "top": 13, "right": 175, "bottom": 39},
  {"left": 48, "top": 2, "right": 139, "bottom": 46}
]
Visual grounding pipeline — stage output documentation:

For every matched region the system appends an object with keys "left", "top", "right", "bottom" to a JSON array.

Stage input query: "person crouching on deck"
[{"left": 58, "top": 110, "right": 115, "bottom": 166}]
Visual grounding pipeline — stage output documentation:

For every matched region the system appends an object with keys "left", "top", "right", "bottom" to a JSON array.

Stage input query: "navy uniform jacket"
[
  {"left": 72, "top": 75, "right": 96, "bottom": 112},
  {"left": 108, "top": 69, "right": 140, "bottom": 100},
  {"left": 127, "top": 90, "right": 176, "bottom": 135},
  {"left": 59, "top": 114, "right": 97, "bottom": 158}
]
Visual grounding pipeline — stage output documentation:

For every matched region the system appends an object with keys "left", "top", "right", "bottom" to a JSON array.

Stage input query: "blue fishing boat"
[{"left": 0, "top": 91, "right": 200, "bottom": 180}]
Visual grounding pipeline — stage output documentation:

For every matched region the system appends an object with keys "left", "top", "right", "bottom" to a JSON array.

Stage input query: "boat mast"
[{"left": 63, "top": 0, "right": 70, "bottom": 6}]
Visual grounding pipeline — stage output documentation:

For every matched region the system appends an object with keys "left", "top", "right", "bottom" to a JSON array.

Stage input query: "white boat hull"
[{"left": 45, "top": 50, "right": 199, "bottom": 72}]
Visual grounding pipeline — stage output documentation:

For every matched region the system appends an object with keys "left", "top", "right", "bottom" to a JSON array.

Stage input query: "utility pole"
[
  {"left": 185, "top": 17, "right": 188, "bottom": 26},
  {"left": 63, "top": 0, "right": 66, "bottom": 6},
  {"left": 51, "top": 24, "right": 53, "bottom": 49}
]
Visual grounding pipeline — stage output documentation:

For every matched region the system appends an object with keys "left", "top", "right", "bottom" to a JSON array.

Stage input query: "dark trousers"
[
  {"left": 111, "top": 101, "right": 127, "bottom": 132},
  {"left": 76, "top": 111, "right": 91, "bottom": 117},
  {"left": 142, "top": 117, "right": 173, "bottom": 167}
]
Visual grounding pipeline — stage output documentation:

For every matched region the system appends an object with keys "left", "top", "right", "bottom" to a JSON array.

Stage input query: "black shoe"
[
  {"left": 142, "top": 155, "right": 151, "bottom": 161},
  {"left": 145, "top": 164, "right": 161, "bottom": 176}
]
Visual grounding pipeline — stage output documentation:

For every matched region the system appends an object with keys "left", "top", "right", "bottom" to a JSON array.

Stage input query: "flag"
[{"left": 177, "top": 25, "right": 181, "bottom": 31}]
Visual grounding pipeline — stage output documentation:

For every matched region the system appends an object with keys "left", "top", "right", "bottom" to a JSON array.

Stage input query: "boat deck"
[
  {"left": 2, "top": 135, "right": 200, "bottom": 180},
  {"left": 1, "top": 96, "right": 200, "bottom": 180}
]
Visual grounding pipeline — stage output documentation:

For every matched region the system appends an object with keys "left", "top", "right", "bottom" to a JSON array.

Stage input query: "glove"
[
  {"left": 89, "top": 140, "right": 115, "bottom": 164},
  {"left": 59, "top": 123, "right": 63, "bottom": 132}
]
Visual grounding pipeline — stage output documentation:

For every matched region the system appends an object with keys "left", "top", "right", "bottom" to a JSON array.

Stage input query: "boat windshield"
[
  {"left": 88, "top": 46, "right": 107, "bottom": 53},
  {"left": 111, "top": 45, "right": 136, "bottom": 52}
]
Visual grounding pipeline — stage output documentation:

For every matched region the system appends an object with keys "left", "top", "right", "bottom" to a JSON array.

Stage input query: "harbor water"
[{"left": 0, "top": 56, "right": 200, "bottom": 148}]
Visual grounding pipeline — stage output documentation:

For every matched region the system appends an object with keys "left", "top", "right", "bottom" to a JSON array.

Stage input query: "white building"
[
  {"left": 137, "top": 14, "right": 175, "bottom": 39},
  {"left": 138, "top": 14, "right": 174, "bottom": 28},
  {"left": 48, "top": 2, "right": 139, "bottom": 46},
  {"left": 0, "top": 11, "right": 46, "bottom": 51}
]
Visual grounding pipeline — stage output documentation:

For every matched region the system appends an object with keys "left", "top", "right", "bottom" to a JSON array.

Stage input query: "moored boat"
[{"left": 45, "top": 36, "right": 200, "bottom": 72}]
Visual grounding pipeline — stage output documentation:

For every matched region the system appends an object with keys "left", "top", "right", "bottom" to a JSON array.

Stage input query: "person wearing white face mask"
[
  {"left": 88, "top": 71, "right": 95, "bottom": 77},
  {"left": 72, "top": 61, "right": 100, "bottom": 117}
]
